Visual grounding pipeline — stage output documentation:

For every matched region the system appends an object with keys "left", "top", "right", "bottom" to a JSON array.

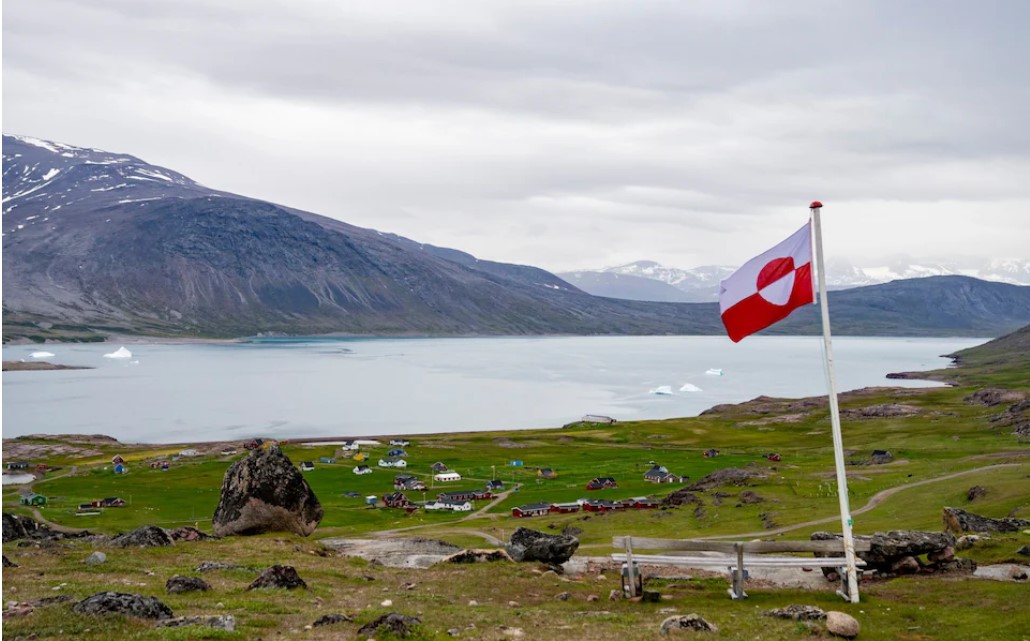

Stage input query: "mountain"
[
  {"left": 1, "top": 134, "right": 723, "bottom": 339},
  {"left": 4, "top": 134, "right": 1030, "bottom": 341},
  {"left": 564, "top": 257, "right": 1030, "bottom": 303}
]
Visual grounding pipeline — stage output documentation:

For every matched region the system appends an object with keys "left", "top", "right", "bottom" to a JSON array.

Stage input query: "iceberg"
[
  {"left": 705, "top": 368, "right": 724, "bottom": 376},
  {"left": 103, "top": 346, "right": 133, "bottom": 359},
  {"left": 30, "top": 351, "right": 56, "bottom": 358},
  {"left": 649, "top": 385, "right": 674, "bottom": 395},
  {"left": 679, "top": 383, "right": 702, "bottom": 392}
]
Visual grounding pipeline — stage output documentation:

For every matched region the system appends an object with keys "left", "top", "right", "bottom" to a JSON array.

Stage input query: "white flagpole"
[{"left": 809, "top": 201, "right": 860, "bottom": 603}]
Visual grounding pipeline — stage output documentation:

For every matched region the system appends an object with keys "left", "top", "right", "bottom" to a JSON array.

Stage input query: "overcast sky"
[{"left": 4, "top": 1, "right": 1028, "bottom": 272}]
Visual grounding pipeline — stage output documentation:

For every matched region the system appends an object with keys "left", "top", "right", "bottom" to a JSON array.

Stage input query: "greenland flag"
[{"left": 719, "top": 222, "right": 814, "bottom": 342}]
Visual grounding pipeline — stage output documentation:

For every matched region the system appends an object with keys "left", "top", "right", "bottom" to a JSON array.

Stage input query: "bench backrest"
[{"left": 612, "top": 536, "right": 872, "bottom": 554}]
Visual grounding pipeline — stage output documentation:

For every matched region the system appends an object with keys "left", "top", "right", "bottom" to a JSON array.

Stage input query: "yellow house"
[{"left": 353, "top": 452, "right": 368, "bottom": 462}]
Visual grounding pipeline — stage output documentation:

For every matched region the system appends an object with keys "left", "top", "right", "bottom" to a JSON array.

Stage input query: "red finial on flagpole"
[{"left": 809, "top": 200, "right": 823, "bottom": 209}]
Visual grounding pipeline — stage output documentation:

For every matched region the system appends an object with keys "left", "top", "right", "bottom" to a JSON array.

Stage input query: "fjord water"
[{"left": 2, "top": 336, "right": 983, "bottom": 444}]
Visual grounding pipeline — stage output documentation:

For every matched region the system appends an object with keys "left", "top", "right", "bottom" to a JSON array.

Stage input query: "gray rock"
[
  {"left": 158, "top": 615, "right": 235, "bottom": 631},
  {"left": 247, "top": 565, "right": 308, "bottom": 590},
  {"left": 813, "top": 530, "right": 955, "bottom": 573},
  {"left": 85, "top": 551, "right": 107, "bottom": 565},
  {"left": 763, "top": 604, "right": 826, "bottom": 620},
  {"left": 110, "top": 525, "right": 173, "bottom": 548},
  {"left": 890, "top": 556, "right": 920, "bottom": 575},
  {"left": 313, "top": 613, "right": 352, "bottom": 626},
  {"left": 966, "top": 485, "right": 987, "bottom": 501},
  {"left": 825, "top": 611, "right": 860, "bottom": 638},
  {"left": 72, "top": 592, "right": 173, "bottom": 620},
  {"left": 212, "top": 446, "right": 323, "bottom": 537},
  {"left": 357, "top": 612, "right": 421, "bottom": 638},
  {"left": 165, "top": 575, "right": 211, "bottom": 594},
  {"left": 3, "top": 555, "right": 17, "bottom": 568},
  {"left": 659, "top": 614, "right": 718, "bottom": 634},
  {"left": 943, "top": 507, "right": 1030, "bottom": 534},
  {"left": 2, "top": 514, "right": 40, "bottom": 541},
  {"left": 506, "top": 527, "right": 579, "bottom": 564},
  {"left": 1017, "top": 545, "right": 1030, "bottom": 557}
]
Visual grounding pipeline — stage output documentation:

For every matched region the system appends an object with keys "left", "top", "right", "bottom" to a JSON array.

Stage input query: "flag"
[{"left": 719, "top": 222, "right": 814, "bottom": 342}]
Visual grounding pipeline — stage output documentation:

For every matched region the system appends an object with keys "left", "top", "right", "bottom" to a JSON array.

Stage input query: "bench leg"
[{"left": 729, "top": 543, "right": 748, "bottom": 600}]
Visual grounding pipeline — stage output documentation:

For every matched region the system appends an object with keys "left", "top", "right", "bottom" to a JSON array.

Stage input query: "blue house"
[
  {"left": 319, "top": 457, "right": 336, "bottom": 464},
  {"left": 113, "top": 463, "right": 126, "bottom": 474},
  {"left": 386, "top": 448, "right": 407, "bottom": 457},
  {"left": 509, "top": 460, "right": 523, "bottom": 467}
]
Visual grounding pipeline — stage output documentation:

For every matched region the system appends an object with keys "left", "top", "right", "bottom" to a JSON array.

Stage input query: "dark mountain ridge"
[{"left": 4, "top": 134, "right": 1029, "bottom": 341}]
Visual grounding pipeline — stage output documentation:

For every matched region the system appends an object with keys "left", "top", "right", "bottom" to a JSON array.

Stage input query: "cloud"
[{"left": 4, "top": 0, "right": 1029, "bottom": 271}]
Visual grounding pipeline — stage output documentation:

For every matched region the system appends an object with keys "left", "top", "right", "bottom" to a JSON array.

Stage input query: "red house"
[
  {"left": 382, "top": 492, "right": 412, "bottom": 508},
  {"left": 512, "top": 503, "right": 551, "bottom": 518},
  {"left": 585, "top": 477, "right": 618, "bottom": 490}
]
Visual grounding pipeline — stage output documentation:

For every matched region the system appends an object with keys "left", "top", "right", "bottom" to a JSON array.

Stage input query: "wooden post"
[{"left": 624, "top": 536, "right": 639, "bottom": 597}]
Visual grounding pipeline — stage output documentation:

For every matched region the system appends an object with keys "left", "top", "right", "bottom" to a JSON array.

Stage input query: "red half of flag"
[{"left": 718, "top": 222, "right": 814, "bottom": 342}]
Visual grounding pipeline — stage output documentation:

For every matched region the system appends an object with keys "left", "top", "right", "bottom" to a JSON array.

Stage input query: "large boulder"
[
  {"left": 2, "top": 513, "right": 44, "bottom": 541},
  {"left": 212, "top": 446, "right": 323, "bottom": 537},
  {"left": 812, "top": 530, "right": 957, "bottom": 574},
  {"left": 660, "top": 614, "right": 718, "bottom": 634},
  {"left": 165, "top": 576, "right": 211, "bottom": 594},
  {"left": 825, "top": 611, "right": 860, "bottom": 638},
  {"left": 110, "top": 525, "right": 174, "bottom": 548},
  {"left": 506, "top": 527, "right": 579, "bottom": 564},
  {"left": 72, "top": 592, "right": 173, "bottom": 620},
  {"left": 943, "top": 507, "right": 1030, "bottom": 534}
]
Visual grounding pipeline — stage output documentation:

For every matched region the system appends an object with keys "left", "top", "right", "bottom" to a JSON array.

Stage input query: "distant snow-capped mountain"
[{"left": 560, "top": 258, "right": 1030, "bottom": 302}]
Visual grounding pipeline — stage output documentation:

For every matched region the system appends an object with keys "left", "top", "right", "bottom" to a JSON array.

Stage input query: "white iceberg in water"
[
  {"left": 705, "top": 368, "right": 724, "bottom": 376},
  {"left": 103, "top": 346, "right": 133, "bottom": 359},
  {"left": 649, "top": 385, "right": 674, "bottom": 395},
  {"left": 30, "top": 351, "right": 56, "bottom": 358},
  {"left": 679, "top": 383, "right": 702, "bottom": 392}
]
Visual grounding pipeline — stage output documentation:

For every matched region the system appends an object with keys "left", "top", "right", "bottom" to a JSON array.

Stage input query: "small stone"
[
  {"left": 84, "top": 551, "right": 107, "bottom": 566},
  {"left": 1016, "top": 545, "right": 1030, "bottom": 557},
  {"left": 499, "top": 626, "right": 524, "bottom": 637},
  {"left": 891, "top": 556, "right": 920, "bottom": 575},
  {"left": 402, "top": 582, "right": 417, "bottom": 590},
  {"left": 825, "top": 611, "right": 861, "bottom": 638},
  {"left": 468, "top": 600, "right": 478, "bottom": 606},
  {"left": 609, "top": 589, "right": 622, "bottom": 601},
  {"left": 586, "top": 594, "right": 599, "bottom": 602},
  {"left": 381, "top": 599, "right": 393, "bottom": 607},
  {"left": 508, "top": 600, "right": 520, "bottom": 607},
  {"left": 246, "top": 565, "right": 307, "bottom": 590},
  {"left": 556, "top": 592, "right": 570, "bottom": 601},
  {"left": 1010, "top": 566, "right": 1028, "bottom": 581},
  {"left": 357, "top": 613, "right": 421, "bottom": 638},
  {"left": 313, "top": 613, "right": 352, "bottom": 627},
  {"left": 448, "top": 628, "right": 461, "bottom": 636},
  {"left": 641, "top": 590, "right": 661, "bottom": 603}
]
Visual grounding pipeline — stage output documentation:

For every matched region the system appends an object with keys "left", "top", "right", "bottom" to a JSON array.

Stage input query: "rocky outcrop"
[
  {"left": 357, "top": 613, "right": 421, "bottom": 638},
  {"left": 195, "top": 561, "right": 257, "bottom": 573},
  {"left": 662, "top": 489, "right": 704, "bottom": 507},
  {"left": 763, "top": 604, "right": 826, "bottom": 620},
  {"left": 167, "top": 526, "right": 218, "bottom": 542},
  {"left": 506, "top": 527, "right": 579, "bottom": 565},
  {"left": 212, "top": 446, "right": 323, "bottom": 537},
  {"left": 843, "top": 403, "right": 920, "bottom": 419},
  {"left": 686, "top": 467, "right": 766, "bottom": 491},
  {"left": 3, "top": 555, "right": 18, "bottom": 568},
  {"left": 158, "top": 615, "right": 235, "bottom": 631},
  {"left": 165, "top": 576, "right": 211, "bottom": 594},
  {"left": 812, "top": 530, "right": 963, "bottom": 575},
  {"left": 943, "top": 507, "right": 1030, "bottom": 534},
  {"left": 966, "top": 389, "right": 1025, "bottom": 406},
  {"left": 110, "top": 525, "right": 174, "bottom": 548},
  {"left": 72, "top": 592, "right": 173, "bottom": 620},
  {"left": 659, "top": 614, "right": 718, "bottom": 634},
  {"left": 247, "top": 565, "right": 308, "bottom": 590},
  {"left": 443, "top": 549, "right": 513, "bottom": 563}
]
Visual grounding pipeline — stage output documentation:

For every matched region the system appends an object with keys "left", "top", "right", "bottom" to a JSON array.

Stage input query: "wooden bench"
[{"left": 612, "top": 536, "right": 870, "bottom": 600}]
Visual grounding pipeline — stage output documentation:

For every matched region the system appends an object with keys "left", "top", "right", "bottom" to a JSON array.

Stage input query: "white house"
[
  {"left": 179, "top": 448, "right": 200, "bottom": 457},
  {"left": 340, "top": 441, "right": 360, "bottom": 451},
  {"left": 353, "top": 465, "right": 372, "bottom": 475},
  {"left": 378, "top": 457, "right": 408, "bottom": 469},
  {"left": 300, "top": 461, "right": 315, "bottom": 472},
  {"left": 433, "top": 471, "right": 461, "bottom": 482},
  {"left": 389, "top": 439, "right": 411, "bottom": 447}
]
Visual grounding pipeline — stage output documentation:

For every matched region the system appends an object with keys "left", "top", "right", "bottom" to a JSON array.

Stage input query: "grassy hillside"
[{"left": 4, "top": 327, "right": 1029, "bottom": 640}]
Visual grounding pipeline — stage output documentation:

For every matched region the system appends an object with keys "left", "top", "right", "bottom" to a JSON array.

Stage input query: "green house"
[{"left": 19, "top": 493, "right": 47, "bottom": 506}]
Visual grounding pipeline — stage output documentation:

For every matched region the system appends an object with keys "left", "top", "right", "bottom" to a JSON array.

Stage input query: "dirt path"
[
  {"left": 699, "top": 462, "right": 1022, "bottom": 540},
  {"left": 29, "top": 508, "right": 88, "bottom": 534}
]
